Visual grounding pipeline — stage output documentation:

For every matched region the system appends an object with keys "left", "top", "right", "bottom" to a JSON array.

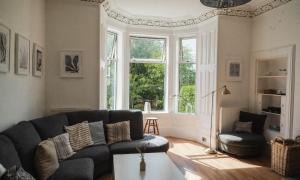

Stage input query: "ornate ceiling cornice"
[{"left": 99, "top": 0, "right": 292, "bottom": 28}]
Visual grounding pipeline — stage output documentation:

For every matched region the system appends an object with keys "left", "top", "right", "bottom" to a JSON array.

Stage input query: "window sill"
[{"left": 142, "top": 111, "right": 169, "bottom": 115}]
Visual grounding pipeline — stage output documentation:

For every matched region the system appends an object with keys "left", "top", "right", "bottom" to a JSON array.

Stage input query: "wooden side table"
[{"left": 144, "top": 117, "right": 159, "bottom": 135}]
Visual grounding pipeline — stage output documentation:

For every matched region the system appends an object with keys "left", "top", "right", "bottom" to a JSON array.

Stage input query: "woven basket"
[{"left": 271, "top": 136, "right": 300, "bottom": 176}]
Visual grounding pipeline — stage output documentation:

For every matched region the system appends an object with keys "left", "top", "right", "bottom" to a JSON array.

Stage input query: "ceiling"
[{"left": 112, "top": 0, "right": 274, "bottom": 19}]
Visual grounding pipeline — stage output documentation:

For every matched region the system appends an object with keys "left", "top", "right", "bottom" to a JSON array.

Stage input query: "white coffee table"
[{"left": 113, "top": 153, "right": 186, "bottom": 180}]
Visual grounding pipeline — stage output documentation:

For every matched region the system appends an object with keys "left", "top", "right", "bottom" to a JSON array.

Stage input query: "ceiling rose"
[{"left": 200, "top": 0, "right": 252, "bottom": 8}]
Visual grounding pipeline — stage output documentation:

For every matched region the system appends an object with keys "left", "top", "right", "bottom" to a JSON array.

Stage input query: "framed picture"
[
  {"left": 32, "top": 43, "right": 44, "bottom": 77},
  {"left": 226, "top": 59, "right": 242, "bottom": 82},
  {"left": 0, "top": 23, "right": 10, "bottom": 73},
  {"left": 15, "top": 33, "right": 30, "bottom": 75},
  {"left": 60, "top": 50, "right": 83, "bottom": 78}
]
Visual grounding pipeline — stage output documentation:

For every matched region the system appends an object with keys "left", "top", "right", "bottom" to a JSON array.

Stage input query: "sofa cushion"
[
  {"left": 110, "top": 134, "right": 169, "bottom": 154},
  {"left": 66, "top": 110, "right": 109, "bottom": 125},
  {"left": 48, "top": 158, "right": 93, "bottom": 180},
  {"left": 106, "top": 121, "right": 131, "bottom": 144},
  {"left": 239, "top": 111, "right": 267, "bottom": 134},
  {"left": 109, "top": 110, "right": 143, "bottom": 140},
  {"left": 69, "top": 145, "right": 110, "bottom": 163},
  {"left": 65, "top": 121, "right": 93, "bottom": 151},
  {"left": 218, "top": 132, "right": 266, "bottom": 146},
  {"left": 31, "top": 114, "right": 69, "bottom": 140},
  {"left": 3, "top": 122, "right": 41, "bottom": 177},
  {"left": 89, "top": 121, "right": 106, "bottom": 145},
  {"left": 0, "top": 135, "right": 21, "bottom": 169}
]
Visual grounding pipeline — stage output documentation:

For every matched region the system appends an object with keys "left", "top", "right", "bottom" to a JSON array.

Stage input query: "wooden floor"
[{"left": 99, "top": 137, "right": 285, "bottom": 180}]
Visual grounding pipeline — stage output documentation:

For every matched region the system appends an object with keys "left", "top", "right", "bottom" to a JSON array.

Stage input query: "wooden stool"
[{"left": 144, "top": 117, "right": 159, "bottom": 135}]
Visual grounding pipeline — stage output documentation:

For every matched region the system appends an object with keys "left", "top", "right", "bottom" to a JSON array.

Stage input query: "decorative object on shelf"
[
  {"left": 15, "top": 33, "right": 30, "bottom": 75},
  {"left": 226, "top": 59, "right": 242, "bottom": 82},
  {"left": 271, "top": 136, "right": 300, "bottom": 176},
  {"left": 0, "top": 23, "right": 10, "bottom": 73},
  {"left": 263, "top": 89, "right": 277, "bottom": 94},
  {"left": 279, "top": 68, "right": 287, "bottom": 76},
  {"left": 202, "top": 85, "right": 231, "bottom": 154},
  {"left": 144, "top": 102, "right": 151, "bottom": 113},
  {"left": 60, "top": 50, "right": 83, "bottom": 78},
  {"left": 32, "top": 43, "right": 44, "bottom": 77},
  {"left": 136, "top": 144, "right": 149, "bottom": 172},
  {"left": 200, "top": 0, "right": 252, "bottom": 8}
]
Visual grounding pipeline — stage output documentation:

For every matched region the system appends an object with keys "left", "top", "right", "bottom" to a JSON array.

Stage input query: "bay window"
[
  {"left": 129, "top": 36, "right": 167, "bottom": 111},
  {"left": 105, "top": 31, "right": 118, "bottom": 110},
  {"left": 177, "top": 37, "right": 196, "bottom": 113}
]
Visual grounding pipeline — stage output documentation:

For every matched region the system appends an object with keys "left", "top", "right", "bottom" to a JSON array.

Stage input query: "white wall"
[
  {"left": 0, "top": 0, "right": 46, "bottom": 131},
  {"left": 251, "top": 0, "right": 300, "bottom": 137},
  {"left": 46, "top": 0, "right": 100, "bottom": 113}
]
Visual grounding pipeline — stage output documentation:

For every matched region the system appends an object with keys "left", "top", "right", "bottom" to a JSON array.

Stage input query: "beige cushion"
[
  {"left": 106, "top": 121, "right": 131, "bottom": 144},
  {"left": 65, "top": 121, "right": 94, "bottom": 151},
  {"left": 234, "top": 121, "right": 252, "bottom": 133},
  {"left": 51, "top": 133, "right": 75, "bottom": 161},
  {"left": 35, "top": 140, "right": 59, "bottom": 180}
]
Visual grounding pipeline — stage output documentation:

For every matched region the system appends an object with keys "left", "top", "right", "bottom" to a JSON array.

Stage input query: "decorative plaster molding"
[{"left": 100, "top": 0, "right": 292, "bottom": 28}]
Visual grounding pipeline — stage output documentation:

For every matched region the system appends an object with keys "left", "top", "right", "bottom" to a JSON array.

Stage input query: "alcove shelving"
[{"left": 252, "top": 46, "right": 294, "bottom": 141}]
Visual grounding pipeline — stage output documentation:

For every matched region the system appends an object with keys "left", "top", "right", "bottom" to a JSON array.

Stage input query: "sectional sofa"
[{"left": 0, "top": 110, "right": 169, "bottom": 180}]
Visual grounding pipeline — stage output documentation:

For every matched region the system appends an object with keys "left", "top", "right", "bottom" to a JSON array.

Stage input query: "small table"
[
  {"left": 113, "top": 153, "right": 185, "bottom": 180},
  {"left": 144, "top": 117, "right": 159, "bottom": 135}
]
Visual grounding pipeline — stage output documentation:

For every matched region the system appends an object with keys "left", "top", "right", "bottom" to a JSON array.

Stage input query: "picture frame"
[
  {"left": 226, "top": 59, "right": 242, "bottom": 82},
  {"left": 0, "top": 23, "right": 11, "bottom": 73},
  {"left": 60, "top": 50, "right": 83, "bottom": 78},
  {"left": 32, "top": 43, "right": 44, "bottom": 77},
  {"left": 15, "top": 33, "right": 30, "bottom": 75}
]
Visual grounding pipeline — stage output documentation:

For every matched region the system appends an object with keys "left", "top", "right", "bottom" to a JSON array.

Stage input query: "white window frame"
[
  {"left": 128, "top": 35, "right": 168, "bottom": 112},
  {"left": 175, "top": 36, "right": 197, "bottom": 114},
  {"left": 105, "top": 31, "right": 118, "bottom": 110}
]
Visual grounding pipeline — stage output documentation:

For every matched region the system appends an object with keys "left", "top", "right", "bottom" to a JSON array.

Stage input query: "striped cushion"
[
  {"left": 51, "top": 133, "right": 75, "bottom": 161},
  {"left": 65, "top": 121, "right": 94, "bottom": 151},
  {"left": 34, "top": 140, "right": 59, "bottom": 180},
  {"left": 106, "top": 121, "right": 131, "bottom": 144},
  {"left": 89, "top": 121, "right": 106, "bottom": 145}
]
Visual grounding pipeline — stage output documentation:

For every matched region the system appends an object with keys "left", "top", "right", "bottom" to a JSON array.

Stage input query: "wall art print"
[
  {"left": 0, "top": 23, "right": 10, "bottom": 73},
  {"left": 15, "top": 33, "right": 30, "bottom": 75},
  {"left": 226, "top": 59, "right": 242, "bottom": 82},
  {"left": 60, "top": 50, "right": 83, "bottom": 78},
  {"left": 32, "top": 43, "right": 44, "bottom": 77}
]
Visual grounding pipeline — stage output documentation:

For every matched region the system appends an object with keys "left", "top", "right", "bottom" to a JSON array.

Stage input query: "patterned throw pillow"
[
  {"left": 89, "top": 121, "right": 106, "bottom": 145},
  {"left": 65, "top": 121, "right": 94, "bottom": 151},
  {"left": 51, "top": 133, "right": 75, "bottom": 161},
  {"left": 2, "top": 166, "right": 35, "bottom": 180},
  {"left": 106, "top": 121, "right": 131, "bottom": 144},
  {"left": 0, "top": 163, "right": 6, "bottom": 178},
  {"left": 234, "top": 121, "right": 252, "bottom": 133},
  {"left": 35, "top": 140, "right": 59, "bottom": 180}
]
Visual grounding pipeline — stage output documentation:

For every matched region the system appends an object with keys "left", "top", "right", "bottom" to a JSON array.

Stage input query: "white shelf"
[
  {"left": 258, "top": 75, "right": 287, "bottom": 78},
  {"left": 261, "top": 111, "right": 281, "bottom": 116},
  {"left": 258, "top": 93, "right": 286, "bottom": 97}
]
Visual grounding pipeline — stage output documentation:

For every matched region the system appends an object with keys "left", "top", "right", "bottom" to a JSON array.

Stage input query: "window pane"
[
  {"left": 106, "top": 60, "right": 117, "bottom": 109},
  {"left": 129, "top": 63, "right": 165, "bottom": 111},
  {"left": 130, "top": 37, "right": 166, "bottom": 61},
  {"left": 178, "top": 63, "right": 196, "bottom": 113},
  {"left": 106, "top": 32, "right": 117, "bottom": 60},
  {"left": 180, "top": 38, "right": 196, "bottom": 62}
]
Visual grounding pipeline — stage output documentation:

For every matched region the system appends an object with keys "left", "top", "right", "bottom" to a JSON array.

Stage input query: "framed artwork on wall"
[
  {"left": 15, "top": 33, "right": 30, "bottom": 75},
  {"left": 32, "top": 43, "right": 44, "bottom": 77},
  {"left": 226, "top": 59, "right": 242, "bottom": 82},
  {"left": 60, "top": 50, "right": 83, "bottom": 78},
  {"left": 0, "top": 23, "right": 10, "bottom": 73}
]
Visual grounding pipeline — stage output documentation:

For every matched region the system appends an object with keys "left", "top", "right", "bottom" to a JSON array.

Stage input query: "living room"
[{"left": 0, "top": 0, "right": 300, "bottom": 179}]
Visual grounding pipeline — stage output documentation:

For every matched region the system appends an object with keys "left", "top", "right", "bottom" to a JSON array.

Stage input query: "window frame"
[
  {"left": 105, "top": 31, "right": 119, "bottom": 110},
  {"left": 129, "top": 35, "right": 168, "bottom": 112},
  {"left": 176, "top": 36, "right": 197, "bottom": 114}
]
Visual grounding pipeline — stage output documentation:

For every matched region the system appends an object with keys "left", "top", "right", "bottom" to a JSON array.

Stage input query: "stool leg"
[
  {"left": 155, "top": 120, "right": 159, "bottom": 135},
  {"left": 153, "top": 120, "right": 156, "bottom": 134},
  {"left": 147, "top": 119, "right": 151, "bottom": 134},
  {"left": 144, "top": 120, "right": 148, "bottom": 133}
]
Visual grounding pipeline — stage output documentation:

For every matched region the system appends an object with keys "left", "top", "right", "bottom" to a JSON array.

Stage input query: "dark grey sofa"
[{"left": 0, "top": 110, "right": 169, "bottom": 180}]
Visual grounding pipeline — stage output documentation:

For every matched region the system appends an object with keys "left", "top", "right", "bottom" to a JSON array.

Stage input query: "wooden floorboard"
[{"left": 99, "top": 137, "right": 286, "bottom": 180}]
